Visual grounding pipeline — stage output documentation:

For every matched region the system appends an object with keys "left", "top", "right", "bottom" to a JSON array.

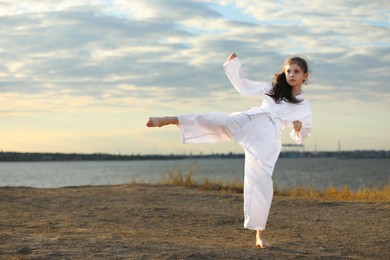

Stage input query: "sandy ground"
[{"left": 0, "top": 184, "right": 389, "bottom": 259}]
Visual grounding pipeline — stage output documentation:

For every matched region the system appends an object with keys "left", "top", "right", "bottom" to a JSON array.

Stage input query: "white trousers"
[{"left": 177, "top": 112, "right": 274, "bottom": 230}]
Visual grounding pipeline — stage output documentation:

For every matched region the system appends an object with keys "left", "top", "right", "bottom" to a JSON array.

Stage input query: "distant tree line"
[{"left": 0, "top": 150, "right": 389, "bottom": 162}]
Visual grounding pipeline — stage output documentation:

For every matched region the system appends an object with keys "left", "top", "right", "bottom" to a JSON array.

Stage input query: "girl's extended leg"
[
  {"left": 146, "top": 117, "right": 178, "bottom": 127},
  {"left": 147, "top": 113, "right": 233, "bottom": 143},
  {"left": 178, "top": 113, "right": 232, "bottom": 143},
  {"left": 147, "top": 112, "right": 248, "bottom": 142}
]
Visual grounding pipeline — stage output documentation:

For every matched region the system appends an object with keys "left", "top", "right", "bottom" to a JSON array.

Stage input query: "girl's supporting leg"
[
  {"left": 146, "top": 117, "right": 178, "bottom": 127},
  {"left": 243, "top": 151, "right": 273, "bottom": 248}
]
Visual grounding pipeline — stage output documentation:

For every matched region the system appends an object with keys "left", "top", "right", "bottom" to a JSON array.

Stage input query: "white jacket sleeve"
[
  {"left": 290, "top": 113, "right": 312, "bottom": 144},
  {"left": 223, "top": 57, "right": 271, "bottom": 96}
]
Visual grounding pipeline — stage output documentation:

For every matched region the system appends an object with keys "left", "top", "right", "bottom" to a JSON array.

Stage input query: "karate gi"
[{"left": 177, "top": 57, "right": 312, "bottom": 230}]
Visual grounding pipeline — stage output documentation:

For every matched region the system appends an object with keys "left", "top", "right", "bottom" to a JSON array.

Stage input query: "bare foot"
[
  {"left": 256, "top": 233, "right": 271, "bottom": 249},
  {"left": 146, "top": 117, "right": 178, "bottom": 127}
]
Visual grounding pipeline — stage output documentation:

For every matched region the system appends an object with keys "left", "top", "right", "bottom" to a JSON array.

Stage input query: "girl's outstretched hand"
[{"left": 227, "top": 53, "right": 237, "bottom": 62}]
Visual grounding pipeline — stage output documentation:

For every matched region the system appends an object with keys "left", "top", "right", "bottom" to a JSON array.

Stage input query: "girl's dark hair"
[{"left": 266, "top": 56, "right": 309, "bottom": 104}]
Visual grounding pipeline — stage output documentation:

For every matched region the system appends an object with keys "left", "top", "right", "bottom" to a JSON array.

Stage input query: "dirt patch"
[{"left": 0, "top": 184, "right": 389, "bottom": 259}]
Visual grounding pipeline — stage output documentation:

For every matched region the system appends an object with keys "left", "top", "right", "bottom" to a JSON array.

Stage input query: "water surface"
[{"left": 0, "top": 158, "right": 388, "bottom": 190}]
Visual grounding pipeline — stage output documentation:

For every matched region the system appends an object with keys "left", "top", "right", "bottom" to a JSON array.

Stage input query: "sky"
[{"left": 0, "top": 0, "right": 389, "bottom": 155}]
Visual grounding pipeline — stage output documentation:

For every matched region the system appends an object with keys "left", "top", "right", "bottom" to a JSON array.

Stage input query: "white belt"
[{"left": 245, "top": 111, "right": 282, "bottom": 138}]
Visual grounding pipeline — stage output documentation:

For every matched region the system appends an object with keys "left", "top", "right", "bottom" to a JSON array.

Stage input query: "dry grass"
[
  {"left": 274, "top": 184, "right": 390, "bottom": 202},
  {"left": 324, "top": 185, "right": 390, "bottom": 201},
  {"left": 274, "top": 185, "right": 318, "bottom": 198},
  {"left": 160, "top": 163, "right": 197, "bottom": 187},
  {"left": 158, "top": 162, "right": 243, "bottom": 193},
  {"left": 200, "top": 176, "right": 243, "bottom": 193},
  {"left": 156, "top": 163, "right": 390, "bottom": 202}
]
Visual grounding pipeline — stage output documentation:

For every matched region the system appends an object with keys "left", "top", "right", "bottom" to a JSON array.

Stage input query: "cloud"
[{"left": 0, "top": 0, "right": 389, "bottom": 118}]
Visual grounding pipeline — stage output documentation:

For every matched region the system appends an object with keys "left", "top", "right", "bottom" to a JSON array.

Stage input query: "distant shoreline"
[{"left": 0, "top": 150, "right": 389, "bottom": 162}]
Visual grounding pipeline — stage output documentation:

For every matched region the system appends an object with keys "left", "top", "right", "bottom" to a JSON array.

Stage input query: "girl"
[{"left": 146, "top": 53, "right": 312, "bottom": 249}]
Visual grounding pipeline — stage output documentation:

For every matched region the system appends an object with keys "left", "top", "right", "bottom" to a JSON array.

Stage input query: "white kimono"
[{"left": 177, "top": 57, "right": 312, "bottom": 230}]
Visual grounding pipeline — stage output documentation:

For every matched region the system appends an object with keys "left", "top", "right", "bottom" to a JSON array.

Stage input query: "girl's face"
[{"left": 284, "top": 63, "right": 308, "bottom": 88}]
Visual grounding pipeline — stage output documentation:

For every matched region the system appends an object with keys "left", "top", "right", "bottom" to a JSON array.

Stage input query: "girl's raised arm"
[{"left": 223, "top": 53, "right": 271, "bottom": 97}]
